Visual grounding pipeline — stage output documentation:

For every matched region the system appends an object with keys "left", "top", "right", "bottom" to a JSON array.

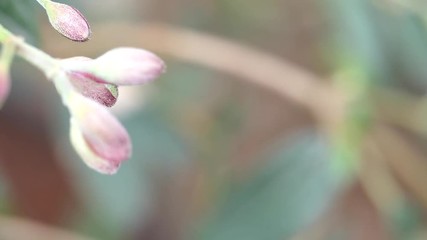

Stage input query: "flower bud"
[
  {"left": 0, "top": 66, "right": 10, "bottom": 109},
  {"left": 69, "top": 96, "right": 131, "bottom": 174},
  {"left": 63, "top": 48, "right": 165, "bottom": 86},
  {"left": 44, "top": 1, "right": 91, "bottom": 42},
  {"left": 61, "top": 57, "right": 118, "bottom": 107},
  {"left": 93, "top": 47, "right": 165, "bottom": 85},
  {"left": 0, "top": 42, "right": 15, "bottom": 109},
  {"left": 68, "top": 72, "right": 119, "bottom": 107}
]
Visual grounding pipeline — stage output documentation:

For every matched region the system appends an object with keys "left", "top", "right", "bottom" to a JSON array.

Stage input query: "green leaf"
[
  {"left": 198, "top": 131, "right": 344, "bottom": 240},
  {"left": 0, "top": 0, "right": 39, "bottom": 43}
]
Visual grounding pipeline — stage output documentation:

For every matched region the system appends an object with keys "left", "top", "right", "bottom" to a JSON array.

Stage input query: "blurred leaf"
[
  {"left": 126, "top": 109, "right": 191, "bottom": 168},
  {"left": 391, "top": 201, "right": 425, "bottom": 240},
  {"left": 198, "top": 131, "right": 343, "bottom": 240},
  {"left": 0, "top": 0, "right": 39, "bottom": 43},
  {"left": 388, "top": 15, "right": 427, "bottom": 90},
  {"left": 326, "top": 0, "right": 391, "bottom": 84}
]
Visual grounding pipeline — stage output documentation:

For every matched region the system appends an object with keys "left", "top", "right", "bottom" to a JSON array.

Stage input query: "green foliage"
[
  {"left": 198, "top": 131, "right": 343, "bottom": 240},
  {"left": 0, "top": 0, "right": 38, "bottom": 43}
]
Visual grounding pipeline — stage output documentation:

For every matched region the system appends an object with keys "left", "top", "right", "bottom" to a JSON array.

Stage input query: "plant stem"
[
  {"left": 35, "top": 0, "right": 51, "bottom": 8},
  {"left": 0, "top": 24, "right": 60, "bottom": 79},
  {"left": 0, "top": 24, "right": 73, "bottom": 107},
  {"left": 0, "top": 40, "right": 16, "bottom": 70}
]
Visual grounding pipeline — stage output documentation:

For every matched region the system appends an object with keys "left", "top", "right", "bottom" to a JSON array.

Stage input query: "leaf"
[
  {"left": 0, "top": 0, "right": 39, "bottom": 43},
  {"left": 198, "top": 130, "right": 344, "bottom": 240}
]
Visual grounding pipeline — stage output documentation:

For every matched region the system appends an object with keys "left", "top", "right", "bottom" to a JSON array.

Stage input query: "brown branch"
[
  {"left": 373, "top": 125, "right": 427, "bottom": 210},
  {"left": 359, "top": 137, "right": 405, "bottom": 218},
  {"left": 42, "top": 22, "right": 341, "bottom": 118},
  {"left": 42, "top": 22, "right": 427, "bottom": 136},
  {"left": 372, "top": 87, "right": 427, "bottom": 136}
]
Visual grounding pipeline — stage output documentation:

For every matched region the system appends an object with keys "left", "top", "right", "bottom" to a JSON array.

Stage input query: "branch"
[
  {"left": 373, "top": 125, "right": 427, "bottom": 210},
  {"left": 42, "top": 22, "right": 342, "bottom": 118}
]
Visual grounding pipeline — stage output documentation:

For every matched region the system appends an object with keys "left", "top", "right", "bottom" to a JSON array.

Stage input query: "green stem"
[
  {"left": 0, "top": 24, "right": 60, "bottom": 79},
  {"left": 0, "top": 40, "right": 16, "bottom": 69},
  {"left": 35, "top": 0, "right": 51, "bottom": 8},
  {"left": 0, "top": 24, "right": 73, "bottom": 107}
]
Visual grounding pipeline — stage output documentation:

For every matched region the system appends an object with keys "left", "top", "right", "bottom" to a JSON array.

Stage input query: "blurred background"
[{"left": 0, "top": 0, "right": 427, "bottom": 239}]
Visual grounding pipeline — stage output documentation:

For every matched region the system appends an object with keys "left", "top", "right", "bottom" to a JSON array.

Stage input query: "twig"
[
  {"left": 372, "top": 87, "right": 427, "bottom": 136},
  {"left": 42, "top": 22, "right": 343, "bottom": 119},
  {"left": 359, "top": 137, "right": 405, "bottom": 218},
  {"left": 373, "top": 125, "right": 427, "bottom": 210}
]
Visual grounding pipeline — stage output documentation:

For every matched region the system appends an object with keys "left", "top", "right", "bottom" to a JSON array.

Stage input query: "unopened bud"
[
  {"left": 65, "top": 48, "right": 165, "bottom": 85},
  {"left": 0, "top": 42, "right": 16, "bottom": 109},
  {"left": 44, "top": 1, "right": 91, "bottom": 42},
  {"left": 0, "top": 67, "right": 10, "bottom": 109},
  {"left": 94, "top": 47, "right": 165, "bottom": 85},
  {"left": 68, "top": 72, "right": 119, "bottom": 107},
  {"left": 69, "top": 96, "right": 131, "bottom": 174},
  {"left": 61, "top": 57, "right": 118, "bottom": 107}
]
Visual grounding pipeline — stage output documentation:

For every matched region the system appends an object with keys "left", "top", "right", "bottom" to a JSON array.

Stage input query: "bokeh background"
[{"left": 0, "top": 0, "right": 427, "bottom": 239}]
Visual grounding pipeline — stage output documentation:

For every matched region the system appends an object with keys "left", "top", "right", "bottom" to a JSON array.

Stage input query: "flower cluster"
[
  {"left": 0, "top": 0, "right": 165, "bottom": 174},
  {"left": 59, "top": 48, "right": 165, "bottom": 174}
]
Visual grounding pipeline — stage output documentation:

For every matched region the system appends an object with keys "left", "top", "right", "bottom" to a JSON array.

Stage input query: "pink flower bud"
[
  {"left": 44, "top": 1, "right": 91, "bottom": 42},
  {"left": 61, "top": 48, "right": 165, "bottom": 86},
  {"left": 93, "top": 47, "right": 165, "bottom": 85},
  {"left": 69, "top": 96, "right": 131, "bottom": 174},
  {"left": 0, "top": 67, "right": 10, "bottom": 108},
  {"left": 0, "top": 42, "right": 15, "bottom": 109},
  {"left": 61, "top": 57, "right": 118, "bottom": 107},
  {"left": 68, "top": 72, "right": 119, "bottom": 107}
]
